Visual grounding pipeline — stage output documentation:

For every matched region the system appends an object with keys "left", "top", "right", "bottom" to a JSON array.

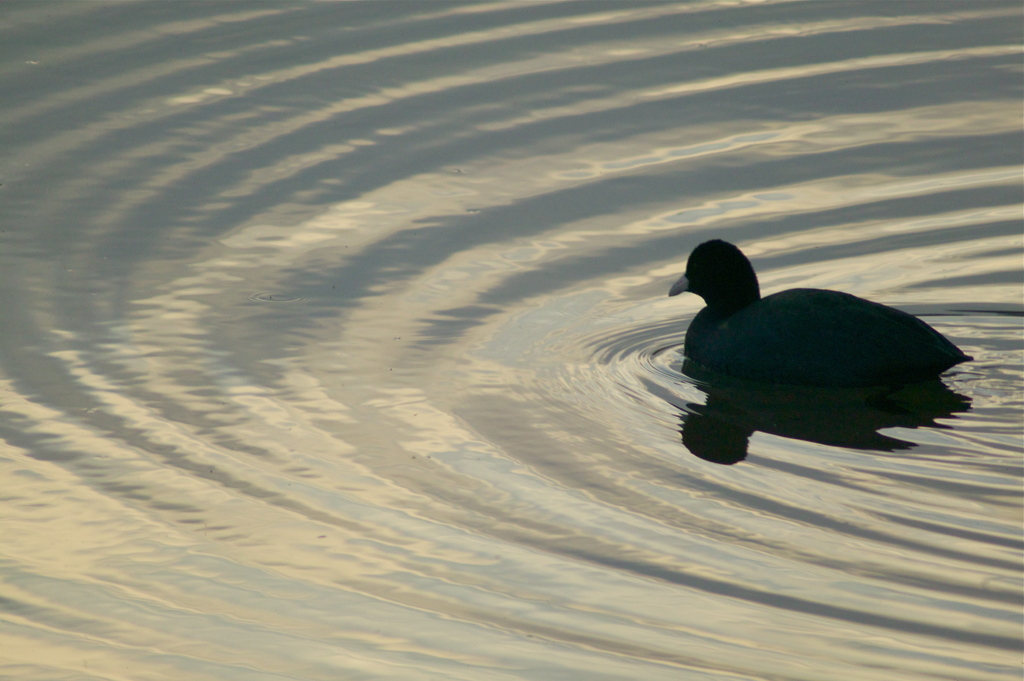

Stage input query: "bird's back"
[{"left": 684, "top": 288, "right": 970, "bottom": 387}]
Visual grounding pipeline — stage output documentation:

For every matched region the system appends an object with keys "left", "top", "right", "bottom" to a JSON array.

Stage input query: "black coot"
[{"left": 668, "top": 240, "right": 971, "bottom": 387}]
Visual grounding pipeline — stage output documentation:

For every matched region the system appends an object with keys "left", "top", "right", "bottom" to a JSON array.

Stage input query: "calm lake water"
[{"left": 1, "top": 3, "right": 1021, "bottom": 680}]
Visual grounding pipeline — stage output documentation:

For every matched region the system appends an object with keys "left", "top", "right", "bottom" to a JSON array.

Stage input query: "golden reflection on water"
[{"left": 0, "top": 2, "right": 1021, "bottom": 680}]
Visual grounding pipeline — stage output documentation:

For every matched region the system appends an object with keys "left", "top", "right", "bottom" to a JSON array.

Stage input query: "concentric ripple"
[{"left": 0, "top": 3, "right": 1020, "bottom": 681}]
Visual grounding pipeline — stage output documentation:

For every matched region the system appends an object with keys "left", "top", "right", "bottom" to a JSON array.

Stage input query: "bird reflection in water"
[{"left": 656, "top": 361, "right": 972, "bottom": 465}]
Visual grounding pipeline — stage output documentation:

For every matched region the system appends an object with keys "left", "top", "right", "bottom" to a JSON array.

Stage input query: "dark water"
[{"left": 1, "top": 3, "right": 1021, "bottom": 680}]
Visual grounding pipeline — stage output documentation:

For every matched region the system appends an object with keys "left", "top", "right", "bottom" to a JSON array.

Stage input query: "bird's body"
[{"left": 670, "top": 240, "right": 971, "bottom": 387}]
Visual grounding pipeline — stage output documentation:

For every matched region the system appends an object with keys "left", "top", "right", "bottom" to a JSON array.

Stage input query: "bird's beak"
[{"left": 668, "top": 274, "right": 689, "bottom": 297}]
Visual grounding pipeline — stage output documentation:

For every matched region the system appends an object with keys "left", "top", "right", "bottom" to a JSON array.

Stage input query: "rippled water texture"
[{"left": 1, "top": 3, "right": 1021, "bottom": 680}]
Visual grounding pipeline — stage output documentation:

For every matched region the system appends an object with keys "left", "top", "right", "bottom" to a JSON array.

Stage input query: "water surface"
[{"left": 0, "top": 3, "right": 1021, "bottom": 680}]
